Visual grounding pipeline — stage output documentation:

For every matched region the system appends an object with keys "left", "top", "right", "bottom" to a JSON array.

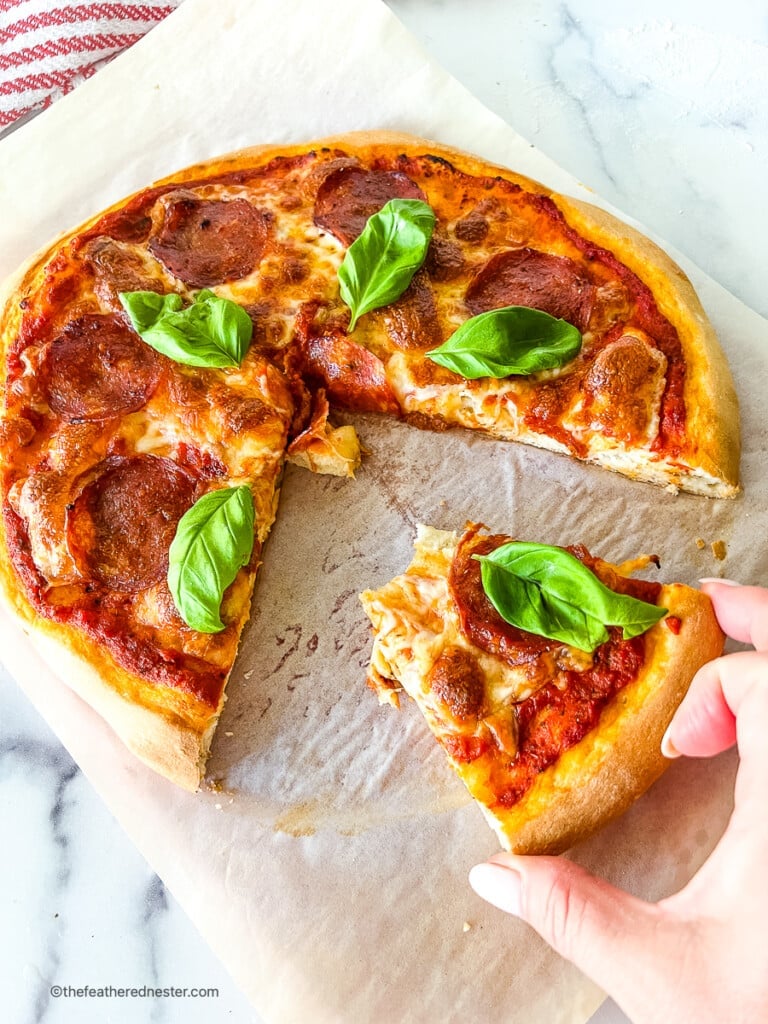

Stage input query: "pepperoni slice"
[
  {"left": 313, "top": 167, "right": 426, "bottom": 245},
  {"left": 42, "top": 314, "right": 161, "bottom": 422},
  {"left": 305, "top": 331, "right": 400, "bottom": 414},
  {"left": 428, "top": 646, "right": 486, "bottom": 720},
  {"left": 465, "top": 248, "right": 594, "bottom": 331},
  {"left": 82, "top": 237, "right": 165, "bottom": 309},
  {"left": 67, "top": 455, "right": 196, "bottom": 592},
  {"left": 148, "top": 192, "right": 269, "bottom": 287},
  {"left": 294, "top": 304, "right": 400, "bottom": 415},
  {"left": 381, "top": 270, "right": 443, "bottom": 350}
]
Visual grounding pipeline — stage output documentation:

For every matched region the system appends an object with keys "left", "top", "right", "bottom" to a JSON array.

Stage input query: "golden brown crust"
[
  {"left": 553, "top": 194, "right": 741, "bottom": 494},
  {"left": 489, "top": 583, "right": 724, "bottom": 853}
]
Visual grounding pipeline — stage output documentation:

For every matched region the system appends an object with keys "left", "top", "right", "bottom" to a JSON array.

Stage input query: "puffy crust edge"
[{"left": 485, "top": 582, "right": 725, "bottom": 854}]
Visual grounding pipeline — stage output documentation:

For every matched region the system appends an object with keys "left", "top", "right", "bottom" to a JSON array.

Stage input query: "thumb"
[{"left": 470, "top": 853, "right": 665, "bottom": 1005}]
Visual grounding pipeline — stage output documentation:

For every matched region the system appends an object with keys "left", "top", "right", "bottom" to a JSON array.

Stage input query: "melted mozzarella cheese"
[{"left": 361, "top": 526, "right": 598, "bottom": 750}]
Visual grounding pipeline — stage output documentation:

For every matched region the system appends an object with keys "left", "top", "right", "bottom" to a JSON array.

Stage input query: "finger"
[
  {"left": 668, "top": 671, "right": 768, "bottom": 914},
  {"left": 662, "top": 655, "right": 737, "bottom": 758},
  {"left": 469, "top": 853, "right": 669, "bottom": 1014},
  {"left": 700, "top": 582, "right": 768, "bottom": 650},
  {"left": 662, "top": 650, "right": 768, "bottom": 766}
]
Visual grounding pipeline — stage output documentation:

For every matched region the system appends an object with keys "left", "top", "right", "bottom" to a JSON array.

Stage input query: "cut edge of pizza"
[
  {"left": 549, "top": 191, "right": 740, "bottom": 497},
  {"left": 360, "top": 523, "right": 725, "bottom": 854}
]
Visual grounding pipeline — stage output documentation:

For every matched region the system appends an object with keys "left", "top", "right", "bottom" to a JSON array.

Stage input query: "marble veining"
[
  {"left": 392, "top": 0, "right": 767, "bottom": 317},
  {"left": 0, "top": 2, "right": 765, "bottom": 1022}
]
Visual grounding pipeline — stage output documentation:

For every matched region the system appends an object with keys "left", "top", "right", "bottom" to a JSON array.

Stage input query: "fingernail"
[
  {"left": 660, "top": 725, "right": 681, "bottom": 759},
  {"left": 699, "top": 578, "right": 741, "bottom": 587},
  {"left": 469, "top": 862, "right": 522, "bottom": 916}
]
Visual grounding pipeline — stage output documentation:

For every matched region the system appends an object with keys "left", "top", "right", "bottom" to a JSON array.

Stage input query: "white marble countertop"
[{"left": 0, "top": 2, "right": 765, "bottom": 1022}]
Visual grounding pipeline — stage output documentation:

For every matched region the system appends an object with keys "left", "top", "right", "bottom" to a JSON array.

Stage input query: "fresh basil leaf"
[
  {"left": 120, "top": 288, "right": 253, "bottom": 368},
  {"left": 475, "top": 542, "right": 667, "bottom": 653},
  {"left": 426, "top": 306, "right": 582, "bottom": 378},
  {"left": 120, "top": 291, "right": 183, "bottom": 332},
  {"left": 338, "top": 198, "right": 436, "bottom": 330},
  {"left": 168, "top": 486, "right": 255, "bottom": 634}
]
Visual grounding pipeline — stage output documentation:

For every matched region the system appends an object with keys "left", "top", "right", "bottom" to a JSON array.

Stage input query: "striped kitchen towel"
[{"left": 0, "top": 0, "right": 182, "bottom": 132}]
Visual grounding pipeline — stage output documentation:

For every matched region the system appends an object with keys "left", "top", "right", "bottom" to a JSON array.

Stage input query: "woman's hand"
[{"left": 469, "top": 581, "right": 768, "bottom": 1024}]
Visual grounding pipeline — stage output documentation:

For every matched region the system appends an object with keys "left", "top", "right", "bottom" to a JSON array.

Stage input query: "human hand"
[{"left": 468, "top": 580, "right": 768, "bottom": 1024}]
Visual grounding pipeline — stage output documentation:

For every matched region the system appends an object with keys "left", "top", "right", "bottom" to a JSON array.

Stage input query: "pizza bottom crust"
[{"left": 361, "top": 528, "right": 725, "bottom": 855}]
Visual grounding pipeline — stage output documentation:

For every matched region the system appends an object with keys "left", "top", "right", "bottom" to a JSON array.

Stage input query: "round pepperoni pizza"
[{"left": 0, "top": 133, "right": 735, "bottom": 851}]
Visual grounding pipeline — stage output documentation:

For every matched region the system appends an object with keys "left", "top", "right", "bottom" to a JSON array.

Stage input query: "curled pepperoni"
[
  {"left": 82, "top": 237, "right": 165, "bottom": 309},
  {"left": 465, "top": 248, "right": 594, "bottom": 331},
  {"left": 313, "top": 167, "right": 426, "bottom": 245},
  {"left": 424, "top": 233, "right": 465, "bottom": 281},
  {"left": 294, "top": 304, "right": 400, "bottom": 414},
  {"left": 42, "top": 314, "right": 161, "bottom": 422},
  {"left": 148, "top": 191, "right": 269, "bottom": 287},
  {"left": 67, "top": 455, "right": 196, "bottom": 592},
  {"left": 305, "top": 331, "right": 399, "bottom": 414}
]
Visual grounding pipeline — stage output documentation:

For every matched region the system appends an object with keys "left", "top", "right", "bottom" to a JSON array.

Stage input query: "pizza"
[
  {"left": 0, "top": 131, "right": 738, "bottom": 799},
  {"left": 360, "top": 523, "right": 725, "bottom": 854}
]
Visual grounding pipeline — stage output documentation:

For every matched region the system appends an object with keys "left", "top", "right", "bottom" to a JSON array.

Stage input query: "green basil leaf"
[
  {"left": 120, "top": 288, "right": 253, "bottom": 368},
  {"left": 338, "top": 198, "right": 436, "bottom": 330},
  {"left": 475, "top": 542, "right": 667, "bottom": 653},
  {"left": 120, "top": 291, "right": 183, "bottom": 332},
  {"left": 426, "top": 306, "right": 582, "bottom": 378},
  {"left": 168, "top": 486, "right": 255, "bottom": 633}
]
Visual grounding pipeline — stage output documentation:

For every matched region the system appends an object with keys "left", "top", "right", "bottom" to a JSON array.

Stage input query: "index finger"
[{"left": 700, "top": 583, "right": 768, "bottom": 650}]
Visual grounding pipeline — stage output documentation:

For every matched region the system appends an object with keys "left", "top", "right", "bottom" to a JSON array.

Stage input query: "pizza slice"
[
  {"left": 360, "top": 522, "right": 724, "bottom": 854},
  {"left": 0, "top": 293, "right": 295, "bottom": 789}
]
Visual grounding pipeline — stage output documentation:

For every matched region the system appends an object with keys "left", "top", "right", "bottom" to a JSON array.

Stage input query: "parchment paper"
[{"left": 0, "top": 1, "right": 766, "bottom": 1021}]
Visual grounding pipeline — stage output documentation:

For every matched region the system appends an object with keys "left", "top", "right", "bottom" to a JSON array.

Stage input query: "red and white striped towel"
[{"left": 0, "top": 0, "right": 181, "bottom": 131}]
